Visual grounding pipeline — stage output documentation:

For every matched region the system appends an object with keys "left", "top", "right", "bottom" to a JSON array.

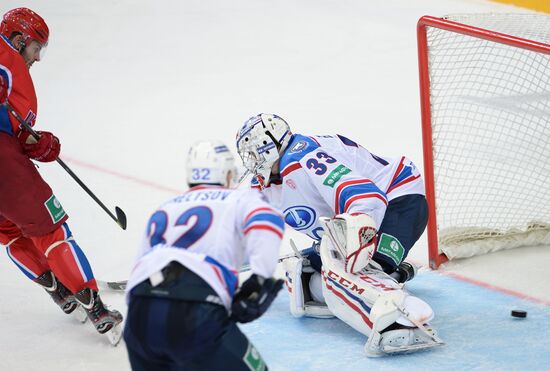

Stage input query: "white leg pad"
[
  {"left": 282, "top": 257, "right": 333, "bottom": 318},
  {"left": 283, "top": 257, "right": 305, "bottom": 318},
  {"left": 320, "top": 235, "right": 401, "bottom": 336},
  {"left": 319, "top": 234, "right": 443, "bottom": 356}
]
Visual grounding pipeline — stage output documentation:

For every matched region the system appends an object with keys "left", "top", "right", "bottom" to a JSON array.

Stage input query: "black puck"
[{"left": 511, "top": 310, "right": 527, "bottom": 318}]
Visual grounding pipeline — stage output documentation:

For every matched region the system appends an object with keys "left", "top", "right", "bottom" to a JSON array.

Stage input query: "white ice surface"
[{"left": 1, "top": 0, "right": 549, "bottom": 370}]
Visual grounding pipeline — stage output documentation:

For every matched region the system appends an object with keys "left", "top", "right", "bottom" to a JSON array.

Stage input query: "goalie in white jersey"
[
  {"left": 123, "top": 140, "right": 285, "bottom": 370},
  {"left": 236, "top": 113, "right": 443, "bottom": 357}
]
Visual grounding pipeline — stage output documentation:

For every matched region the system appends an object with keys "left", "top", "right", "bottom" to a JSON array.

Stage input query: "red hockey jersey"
[{"left": 0, "top": 35, "right": 38, "bottom": 136}]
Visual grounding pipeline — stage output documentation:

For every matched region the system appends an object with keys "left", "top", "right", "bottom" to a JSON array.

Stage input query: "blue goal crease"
[{"left": 240, "top": 270, "right": 550, "bottom": 371}]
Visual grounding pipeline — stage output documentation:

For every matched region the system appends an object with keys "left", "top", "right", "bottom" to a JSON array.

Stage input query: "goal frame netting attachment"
[{"left": 417, "top": 15, "right": 550, "bottom": 269}]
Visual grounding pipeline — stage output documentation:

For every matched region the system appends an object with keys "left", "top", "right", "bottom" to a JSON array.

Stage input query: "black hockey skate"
[
  {"left": 74, "top": 288, "right": 123, "bottom": 345},
  {"left": 35, "top": 271, "right": 78, "bottom": 314}
]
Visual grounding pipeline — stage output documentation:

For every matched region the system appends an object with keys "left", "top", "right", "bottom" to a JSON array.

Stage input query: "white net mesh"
[{"left": 426, "top": 13, "right": 550, "bottom": 259}]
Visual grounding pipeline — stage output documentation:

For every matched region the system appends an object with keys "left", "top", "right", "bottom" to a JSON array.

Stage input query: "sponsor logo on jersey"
[
  {"left": 323, "top": 164, "right": 351, "bottom": 187},
  {"left": 377, "top": 233, "right": 405, "bottom": 265},
  {"left": 243, "top": 343, "right": 266, "bottom": 371},
  {"left": 44, "top": 194, "right": 66, "bottom": 223},
  {"left": 286, "top": 179, "right": 297, "bottom": 189},
  {"left": 283, "top": 205, "right": 316, "bottom": 231},
  {"left": 289, "top": 140, "right": 307, "bottom": 153}
]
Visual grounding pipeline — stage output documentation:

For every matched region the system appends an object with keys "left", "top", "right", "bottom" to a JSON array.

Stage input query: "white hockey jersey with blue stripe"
[
  {"left": 125, "top": 185, "right": 285, "bottom": 310},
  {"left": 253, "top": 134, "right": 424, "bottom": 241}
]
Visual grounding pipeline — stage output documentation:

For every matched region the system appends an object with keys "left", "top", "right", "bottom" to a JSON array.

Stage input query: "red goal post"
[{"left": 417, "top": 14, "right": 550, "bottom": 269}]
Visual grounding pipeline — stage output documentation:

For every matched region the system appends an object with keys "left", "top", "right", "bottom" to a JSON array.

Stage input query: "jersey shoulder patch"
[{"left": 280, "top": 134, "right": 319, "bottom": 170}]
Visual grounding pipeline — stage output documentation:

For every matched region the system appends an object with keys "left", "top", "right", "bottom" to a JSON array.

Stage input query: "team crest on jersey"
[
  {"left": 283, "top": 205, "right": 316, "bottom": 231},
  {"left": 289, "top": 140, "right": 307, "bottom": 153},
  {"left": 21, "top": 110, "right": 37, "bottom": 128}
]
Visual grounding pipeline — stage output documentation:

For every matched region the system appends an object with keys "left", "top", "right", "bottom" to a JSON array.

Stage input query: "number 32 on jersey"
[{"left": 147, "top": 206, "right": 213, "bottom": 249}]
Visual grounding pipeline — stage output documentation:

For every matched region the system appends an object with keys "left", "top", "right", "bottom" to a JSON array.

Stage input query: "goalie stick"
[{"left": 3, "top": 102, "right": 127, "bottom": 230}]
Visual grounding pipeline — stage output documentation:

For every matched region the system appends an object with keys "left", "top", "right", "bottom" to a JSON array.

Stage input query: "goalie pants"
[
  {"left": 0, "top": 132, "right": 97, "bottom": 293},
  {"left": 124, "top": 263, "right": 267, "bottom": 371},
  {"left": 373, "top": 194, "right": 428, "bottom": 273}
]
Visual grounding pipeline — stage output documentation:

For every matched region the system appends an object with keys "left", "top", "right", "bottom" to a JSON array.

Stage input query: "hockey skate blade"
[
  {"left": 106, "top": 322, "right": 123, "bottom": 346},
  {"left": 364, "top": 330, "right": 444, "bottom": 357},
  {"left": 381, "top": 338, "right": 444, "bottom": 355},
  {"left": 73, "top": 306, "right": 88, "bottom": 324}
]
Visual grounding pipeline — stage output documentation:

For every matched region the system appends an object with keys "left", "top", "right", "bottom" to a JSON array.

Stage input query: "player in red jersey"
[{"left": 0, "top": 8, "right": 122, "bottom": 341}]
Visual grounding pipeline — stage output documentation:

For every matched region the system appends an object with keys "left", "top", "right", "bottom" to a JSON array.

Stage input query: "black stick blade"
[{"left": 115, "top": 206, "right": 127, "bottom": 230}]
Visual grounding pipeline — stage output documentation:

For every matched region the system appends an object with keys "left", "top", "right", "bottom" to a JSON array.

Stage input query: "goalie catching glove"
[
  {"left": 320, "top": 213, "right": 378, "bottom": 274},
  {"left": 230, "top": 274, "right": 284, "bottom": 323}
]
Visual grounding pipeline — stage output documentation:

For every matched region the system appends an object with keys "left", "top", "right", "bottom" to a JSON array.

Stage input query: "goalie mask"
[
  {"left": 186, "top": 140, "right": 236, "bottom": 187},
  {"left": 235, "top": 113, "right": 291, "bottom": 187}
]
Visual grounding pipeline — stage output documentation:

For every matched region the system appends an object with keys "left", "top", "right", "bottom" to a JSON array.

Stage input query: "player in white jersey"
[
  {"left": 235, "top": 114, "right": 443, "bottom": 356},
  {"left": 123, "top": 140, "right": 285, "bottom": 370}
]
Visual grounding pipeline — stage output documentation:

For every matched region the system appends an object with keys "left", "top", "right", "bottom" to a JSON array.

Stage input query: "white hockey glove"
[
  {"left": 230, "top": 274, "right": 283, "bottom": 323},
  {"left": 320, "top": 213, "right": 378, "bottom": 274}
]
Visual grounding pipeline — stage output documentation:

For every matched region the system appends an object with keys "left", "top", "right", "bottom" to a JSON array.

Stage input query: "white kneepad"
[{"left": 282, "top": 256, "right": 334, "bottom": 319}]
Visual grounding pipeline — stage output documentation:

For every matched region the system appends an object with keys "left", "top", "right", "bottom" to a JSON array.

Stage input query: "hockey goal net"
[{"left": 417, "top": 14, "right": 550, "bottom": 269}]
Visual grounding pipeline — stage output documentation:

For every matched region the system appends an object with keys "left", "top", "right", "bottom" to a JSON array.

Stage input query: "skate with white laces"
[{"left": 74, "top": 288, "right": 124, "bottom": 346}]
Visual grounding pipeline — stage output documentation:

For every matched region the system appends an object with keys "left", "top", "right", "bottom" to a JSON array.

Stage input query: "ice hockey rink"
[{"left": 1, "top": 0, "right": 549, "bottom": 370}]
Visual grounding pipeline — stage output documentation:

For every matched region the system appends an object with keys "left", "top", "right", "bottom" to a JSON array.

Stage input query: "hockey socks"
[{"left": 31, "top": 223, "right": 98, "bottom": 294}]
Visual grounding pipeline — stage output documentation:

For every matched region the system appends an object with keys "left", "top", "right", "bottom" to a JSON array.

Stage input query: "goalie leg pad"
[
  {"left": 282, "top": 256, "right": 334, "bottom": 318},
  {"left": 320, "top": 235, "right": 443, "bottom": 356},
  {"left": 319, "top": 235, "right": 402, "bottom": 336}
]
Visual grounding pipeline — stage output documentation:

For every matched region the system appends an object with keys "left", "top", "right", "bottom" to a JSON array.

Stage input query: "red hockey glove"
[
  {"left": 0, "top": 75, "right": 8, "bottom": 104},
  {"left": 18, "top": 130, "right": 61, "bottom": 162}
]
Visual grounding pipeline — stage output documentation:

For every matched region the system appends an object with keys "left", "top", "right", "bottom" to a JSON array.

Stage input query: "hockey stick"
[
  {"left": 3, "top": 103, "right": 127, "bottom": 230},
  {"left": 97, "top": 279, "right": 128, "bottom": 291},
  {"left": 98, "top": 238, "right": 311, "bottom": 292},
  {"left": 99, "top": 255, "right": 297, "bottom": 292},
  {"left": 239, "top": 239, "right": 306, "bottom": 273}
]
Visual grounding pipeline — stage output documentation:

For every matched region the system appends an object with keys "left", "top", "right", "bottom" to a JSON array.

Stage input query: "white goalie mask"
[
  {"left": 186, "top": 140, "right": 236, "bottom": 187},
  {"left": 235, "top": 113, "right": 291, "bottom": 187}
]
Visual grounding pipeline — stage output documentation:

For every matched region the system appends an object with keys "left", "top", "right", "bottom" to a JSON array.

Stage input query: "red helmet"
[{"left": 0, "top": 8, "right": 49, "bottom": 47}]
